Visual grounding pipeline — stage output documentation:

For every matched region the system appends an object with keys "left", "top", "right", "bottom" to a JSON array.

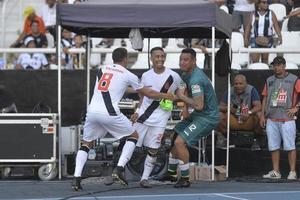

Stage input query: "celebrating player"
[{"left": 72, "top": 47, "right": 174, "bottom": 191}]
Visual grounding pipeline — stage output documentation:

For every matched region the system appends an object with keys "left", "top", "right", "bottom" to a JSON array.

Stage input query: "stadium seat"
[
  {"left": 281, "top": 18, "right": 289, "bottom": 32},
  {"left": 269, "top": 3, "right": 286, "bottom": 22},
  {"left": 90, "top": 53, "right": 102, "bottom": 67},
  {"left": 131, "top": 38, "right": 162, "bottom": 69},
  {"left": 247, "top": 62, "right": 270, "bottom": 70},
  {"left": 165, "top": 53, "right": 180, "bottom": 69},
  {"left": 277, "top": 31, "right": 300, "bottom": 65},
  {"left": 165, "top": 38, "right": 180, "bottom": 51},
  {"left": 220, "top": 5, "right": 229, "bottom": 13},
  {"left": 231, "top": 63, "right": 242, "bottom": 70},
  {"left": 231, "top": 32, "right": 249, "bottom": 67},
  {"left": 285, "top": 62, "right": 298, "bottom": 69},
  {"left": 196, "top": 53, "right": 205, "bottom": 69}
]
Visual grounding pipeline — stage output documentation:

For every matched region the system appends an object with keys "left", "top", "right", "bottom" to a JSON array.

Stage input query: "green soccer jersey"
[{"left": 181, "top": 67, "right": 219, "bottom": 120}]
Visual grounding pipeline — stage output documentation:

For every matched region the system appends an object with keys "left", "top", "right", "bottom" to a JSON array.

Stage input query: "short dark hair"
[
  {"left": 181, "top": 48, "right": 196, "bottom": 59},
  {"left": 150, "top": 47, "right": 164, "bottom": 55},
  {"left": 112, "top": 48, "right": 128, "bottom": 63}
]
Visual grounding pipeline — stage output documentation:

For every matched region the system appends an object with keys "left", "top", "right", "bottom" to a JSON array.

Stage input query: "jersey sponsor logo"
[
  {"left": 191, "top": 84, "right": 201, "bottom": 94},
  {"left": 277, "top": 89, "right": 287, "bottom": 104}
]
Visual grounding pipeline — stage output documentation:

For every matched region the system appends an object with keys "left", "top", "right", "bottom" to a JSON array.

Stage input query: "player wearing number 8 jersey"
[{"left": 72, "top": 48, "right": 174, "bottom": 191}]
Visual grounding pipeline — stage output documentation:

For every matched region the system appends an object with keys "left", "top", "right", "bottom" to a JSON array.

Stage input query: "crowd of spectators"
[{"left": 3, "top": 0, "right": 300, "bottom": 70}]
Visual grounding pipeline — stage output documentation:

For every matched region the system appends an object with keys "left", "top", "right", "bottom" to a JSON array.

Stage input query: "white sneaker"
[
  {"left": 287, "top": 171, "right": 297, "bottom": 180},
  {"left": 262, "top": 170, "right": 281, "bottom": 179}
]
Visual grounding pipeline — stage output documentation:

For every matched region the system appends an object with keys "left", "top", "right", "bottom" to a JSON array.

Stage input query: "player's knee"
[
  {"left": 147, "top": 148, "right": 159, "bottom": 157},
  {"left": 81, "top": 141, "right": 93, "bottom": 149},
  {"left": 174, "top": 137, "right": 185, "bottom": 147},
  {"left": 79, "top": 145, "right": 90, "bottom": 153},
  {"left": 126, "top": 137, "right": 138, "bottom": 144},
  {"left": 129, "top": 131, "right": 139, "bottom": 140}
]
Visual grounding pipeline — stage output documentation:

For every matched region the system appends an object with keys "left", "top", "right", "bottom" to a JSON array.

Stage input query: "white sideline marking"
[
  {"left": 25, "top": 190, "right": 300, "bottom": 200},
  {"left": 215, "top": 194, "right": 249, "bottom": 200}
]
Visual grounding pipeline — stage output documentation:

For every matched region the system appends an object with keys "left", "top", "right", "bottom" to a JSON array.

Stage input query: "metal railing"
[{"left": 0, "top": 47, "right": 299, "bottom": 70}]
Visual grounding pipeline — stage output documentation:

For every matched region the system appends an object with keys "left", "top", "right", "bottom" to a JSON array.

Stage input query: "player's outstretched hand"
[{"left": 130, "top": 113, "right": 139, "bottom": 123}]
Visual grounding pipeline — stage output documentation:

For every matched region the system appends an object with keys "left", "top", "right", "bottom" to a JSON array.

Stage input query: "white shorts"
[
  {"left": 82, "top": 112, "right": 135, "bottom": 142},
  {"left": 266, "top": 119, "right": 296, "bottom": 151},
  {"left": 134, "top": 122, "right": 165, "bottom": 149}
]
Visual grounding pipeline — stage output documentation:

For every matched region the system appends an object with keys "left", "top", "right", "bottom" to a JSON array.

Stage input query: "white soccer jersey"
[
  {"left": 137, "top": 68, "right": 182, "bottom": 127},
  {"left": 88, "top": 64, "right": 143, "bottom": 115},
  {"left": 17, "top": 53, "right": 48, "bottom": 69}
]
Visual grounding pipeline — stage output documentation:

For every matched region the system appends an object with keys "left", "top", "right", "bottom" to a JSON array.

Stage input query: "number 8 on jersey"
[{"left": 98, "top": 73, "right": 113, "bottom": 92}]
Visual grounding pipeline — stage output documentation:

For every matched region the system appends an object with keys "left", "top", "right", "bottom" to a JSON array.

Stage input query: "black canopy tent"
[{"left": 56, "top": 0, "right": 233, "bottom": 179}]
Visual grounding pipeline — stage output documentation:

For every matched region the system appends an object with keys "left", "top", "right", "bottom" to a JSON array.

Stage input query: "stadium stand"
[{"left": 269, "top": 3, "right": 287, "bottom": 22}]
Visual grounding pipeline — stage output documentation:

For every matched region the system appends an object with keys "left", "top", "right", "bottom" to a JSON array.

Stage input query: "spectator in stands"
[
  {"left": 191, "top": 38, "right": 223, "bottom": 69},
  {"left": 39, "top": 0, "right": 57, "bottom": 41},
  {"left": 244, "top": 0, "right": 282, "bottom": 64},
  {"left": 286, "top": 0, "right": 300, "bottom": 31},
  {"left": 216, "top": 74, "right": 262, "bottom": 150},
  {"left": 15, "top": 36, "right": 49, "bottom": 70},
  {"left": 260, "top": 56, "right": 300, "bottom": 180},
  {"left": 61, "top": 28, "right": 74, "bottom": 69},
  {"left": 26, "top": 20, "right": 48, "bottom": 48},
  {"left": 232, "top": 0, "right": 256, "bottom": 32},
  {"left": 72, "top": 35, "right": 86, "bottom": 69},
  {"left": 11, "top": 6, "right": 46, "bottom": 48}
]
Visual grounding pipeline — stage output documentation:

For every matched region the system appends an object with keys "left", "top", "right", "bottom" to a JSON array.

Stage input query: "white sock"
[
  {"left": 117, "top": 140, "right": 136, "bottom": 167},
  {"left": 179, "top": 163, "right": 190, "bottom": 171},
  {"left": 169, "top": 156, "right": 179, "bottom": 165},
  {"left": 74, "top": 150, "right": 88, "bottom": 177},
  {"left": 141, "top": 155, "right": 157, "bottom": 181}
]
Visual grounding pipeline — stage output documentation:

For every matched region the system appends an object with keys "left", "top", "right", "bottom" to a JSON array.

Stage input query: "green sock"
[
  {"left": 168, "top": 163, "right": 178, "bottom": 176},
  {"left": 179, "top": 163, "right": 190, "bottom": 179}
]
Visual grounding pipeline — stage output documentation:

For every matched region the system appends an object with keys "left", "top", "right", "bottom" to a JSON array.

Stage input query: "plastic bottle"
[
  {"left": 236, "top": 105, "right": 242, "bottom": 124},
  {"left": 88, "top": 149, "right": 96, "bottom": 160}
]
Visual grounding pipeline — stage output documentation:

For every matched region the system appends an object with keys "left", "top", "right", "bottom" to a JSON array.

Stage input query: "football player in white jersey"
[
  {"left": 72, "top": 48, "right": 174, "bottom": 191},
  {"left": 124, "top": 47, "right": 182, "bottom": 188}
]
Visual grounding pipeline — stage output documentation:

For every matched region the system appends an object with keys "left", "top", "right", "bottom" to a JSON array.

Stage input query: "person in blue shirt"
[{"left": 217, "top": 74, "right": 262, "bottom": 150}]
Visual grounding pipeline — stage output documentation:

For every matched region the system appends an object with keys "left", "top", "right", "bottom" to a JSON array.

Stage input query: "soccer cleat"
[
  {"left": 174, "top": 177, "right": 191, "bottom": 188},
  {"left": 112, "top": 166, "right": 128, "bottom": 186},
  {"left": 158, "top": 173, "right": 177, "bottom": 182},
  {"left": 139, "top": 179, "right": 152, "bottom": 188},
  {"left": 72, "top": 177, "right": 83, "bottom": 191}
]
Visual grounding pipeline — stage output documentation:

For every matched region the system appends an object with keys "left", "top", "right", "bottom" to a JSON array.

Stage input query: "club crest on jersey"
[{"left": 191, "top": 84, "right": 201, "bottom": 94}]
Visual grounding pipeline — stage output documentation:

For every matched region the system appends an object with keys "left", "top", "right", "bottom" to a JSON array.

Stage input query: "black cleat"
[
  {"left": 72, "top": 177, "right": 83, "bottom": 191},
  {"left": 174, "top": 178, "right": 191, "bottom": 188},
  {"left": 158, "top": 173, "right": 178, "bottom": 182},
  {"left": 139, "top": 179, "right": 152, "bottom": 188},
  {"left": 112, "top": 166, "right": 128, "bottom": 186}
]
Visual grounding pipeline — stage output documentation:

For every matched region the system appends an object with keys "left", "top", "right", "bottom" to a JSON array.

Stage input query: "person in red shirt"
[
  {"left": 260, "top": 56, "right": 300, "bottom": 180},
  {"left": 11, "top": 6, "right": 46, "bottom": 47}
]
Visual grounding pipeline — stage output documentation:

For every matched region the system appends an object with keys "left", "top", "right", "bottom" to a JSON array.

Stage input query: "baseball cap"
[
  {"left": 271, "top": 56, "right": 286, "bottom": 65},
  {"left": 23, "top": 6, "right": 35, "bottom": 18}
]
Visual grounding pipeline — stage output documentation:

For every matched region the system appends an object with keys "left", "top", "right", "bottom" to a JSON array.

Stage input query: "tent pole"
[
  {"left": 211, "top": 27, "right": 215, "bottom": 181},
  {"left": 86, "top": 33, "right": 91, "bottom": 110},
  {"left": 226, "top": 39, "right": 232, "bottom": 178},
  {"left": 57, "top": 24, "right": 62, "bottom": 179}
]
